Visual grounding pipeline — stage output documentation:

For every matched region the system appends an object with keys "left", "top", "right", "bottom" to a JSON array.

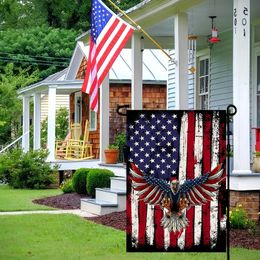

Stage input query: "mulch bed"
[
  {"left": 86, "top": 211, "right": 126, "bottom": 231},
  {"left": 33, "top": 193, "right": 87, "bottom": 210},
  {"left": 33, "top": 192, "right": 260, "bottom": 249}
]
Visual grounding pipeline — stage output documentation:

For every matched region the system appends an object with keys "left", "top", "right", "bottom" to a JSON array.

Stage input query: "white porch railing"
[{"left": 0, "top": 131, "right": 29, "bottom": 154}]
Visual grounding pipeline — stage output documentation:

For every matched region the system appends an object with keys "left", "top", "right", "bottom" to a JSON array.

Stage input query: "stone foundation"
[{"left": 230, "top": 191, "right": 260, "bottom": 221}]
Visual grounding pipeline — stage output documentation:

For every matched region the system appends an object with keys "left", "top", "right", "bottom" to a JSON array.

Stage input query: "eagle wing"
[
  {"left": 179, "top": 164, "right": 224, "bottom": 206},
  {"left": 130, "top": 163, "right": 171, "bottom": 205}
]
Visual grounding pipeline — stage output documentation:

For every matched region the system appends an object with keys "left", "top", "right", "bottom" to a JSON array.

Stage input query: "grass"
[
  {"left": 0, "top": 184, "right": 62, "bottom": 211},
  {"left": 0, "top": 214, "right": 259, "bottom": 260}
]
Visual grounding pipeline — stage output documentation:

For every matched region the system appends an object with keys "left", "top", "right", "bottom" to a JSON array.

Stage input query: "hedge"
[
  {"left": 72, "top": 168, "right": 90, "bottom": 194},
  {"left": 86, "top": 169, "right": 115, "bottom": 197}
]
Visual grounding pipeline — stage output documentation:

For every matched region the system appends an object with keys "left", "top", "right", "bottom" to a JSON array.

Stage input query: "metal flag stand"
[{"left": 226, "top": 104, "right": 237, "bottom": 260}]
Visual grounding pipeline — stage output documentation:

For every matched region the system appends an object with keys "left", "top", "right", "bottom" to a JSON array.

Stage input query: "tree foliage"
[
  {"left": 0, "top": 0, "right": 91, "bottom": 31},
  {"left": 0, "top": 63, "right": 38, "bottom": 145},
  {"left": 0, "top": 0, "right": 143, "bottom": 31},
  {"left": 0, "top": 25, "right": 78, "bottom": 79}
]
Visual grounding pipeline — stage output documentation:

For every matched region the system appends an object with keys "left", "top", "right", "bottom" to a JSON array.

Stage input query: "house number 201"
[{"left": 233, "top": 6, "right": 248, "bottom": 37}]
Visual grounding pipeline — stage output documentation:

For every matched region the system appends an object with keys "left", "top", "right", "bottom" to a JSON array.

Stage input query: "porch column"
[
  {"left": 233, "top": 0, "right": 251, "bottom": 174},
  {"left": 100, "top": 74, "right": 109, "bottom": 163},
  {"left": 174, "top": 13, "right": 188, "bottom": 109},
  {"left": 33, "top": 93, "right": 41, "bottom": 150},
  {"left": 22, "top": 95, "right": 30, "bottom": 152},
  {"left": 47, "top": 86, "right": 56, "bottom": 161},
  {"left": 131, "top": 32, "right": 143, "bottom": 109}
]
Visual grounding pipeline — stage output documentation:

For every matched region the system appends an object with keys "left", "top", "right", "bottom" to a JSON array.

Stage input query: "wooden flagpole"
[{"left": 107, "top": 0, "right": 177, "bottom": 64}]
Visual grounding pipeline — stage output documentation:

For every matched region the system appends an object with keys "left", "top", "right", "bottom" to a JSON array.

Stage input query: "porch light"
[{"left": 208, "top": 16, "right": 220, "bottom": 44}]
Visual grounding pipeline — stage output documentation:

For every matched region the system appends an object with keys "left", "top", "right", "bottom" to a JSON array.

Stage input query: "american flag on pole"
[
  {"left": 81, "top": 0, "right": 134, "bottom": 112},
  {"left": 126, "top": 110, "right": 227, "bottom": 252}
]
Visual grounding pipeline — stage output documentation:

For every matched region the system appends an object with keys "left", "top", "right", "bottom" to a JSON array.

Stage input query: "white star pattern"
[{"left": 128, "top": 111, "right": 180, "bottom": 179}]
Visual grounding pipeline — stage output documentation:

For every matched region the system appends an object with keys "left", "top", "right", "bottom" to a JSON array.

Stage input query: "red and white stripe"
[{"left": 82, "top": 11, "right": 134, "bottom": 112}]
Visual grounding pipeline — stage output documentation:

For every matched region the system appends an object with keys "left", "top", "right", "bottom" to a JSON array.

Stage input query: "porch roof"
[{"left": 19, "top": 45, "right": 168, "bottom": 96}]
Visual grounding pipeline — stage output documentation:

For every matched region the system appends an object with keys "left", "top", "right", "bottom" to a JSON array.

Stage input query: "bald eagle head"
[{"left": 170, "top": 179, "right": 180, "bottom": 194}]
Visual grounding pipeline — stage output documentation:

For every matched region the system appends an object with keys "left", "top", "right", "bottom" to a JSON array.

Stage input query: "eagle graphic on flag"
[
  {"left": 127, "top": 110, "right": 226, "bottom": 252},
  {"left": 130, "top": 163, "right": 224, "bottom": 233}
]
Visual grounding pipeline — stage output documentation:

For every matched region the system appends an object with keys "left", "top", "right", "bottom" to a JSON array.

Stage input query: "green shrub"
[
  {"left": 60, "top": 179, "right": 74, "bottom": 193},
  {"left": 0, "top": 149, "right": 22, "bottom": 183},
  {"left": 72, "top": 168, "right": 90, "bottom": 194},
  {"left": 87, "top": 169, "right": 115, "bottom": 197},
  {"left": 230, "top": 204, "right": 256, "bottom": 230},
  {"left": 0, "top": 148, "right": 56, "bottom": 189}
]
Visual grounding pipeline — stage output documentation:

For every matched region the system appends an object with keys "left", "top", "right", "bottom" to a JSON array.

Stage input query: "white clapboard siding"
[
  {"left": 167, "top": 50, "right": 195, "bottom": 109},
  {"left": 210, "top": 30, "right": 233, "bottom": 110},
  {"left": 41, "top": 94, "right": 69, "bottom": 122},
  {"left": 167, "top": 50, "right": 176, "bottom": 109}
]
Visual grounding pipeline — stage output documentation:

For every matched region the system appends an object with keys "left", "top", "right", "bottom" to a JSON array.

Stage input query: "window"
[
  {"left": 197, "top": 57, "right": 209, "bottom": 109},
  {"left": 89, "top": 109, "right": 97, "bottom": 131}
]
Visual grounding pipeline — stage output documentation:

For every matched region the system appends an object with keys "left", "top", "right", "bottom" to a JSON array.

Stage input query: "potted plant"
[{"left": 104, "top": 144, "right": 119, "bottom": 164}]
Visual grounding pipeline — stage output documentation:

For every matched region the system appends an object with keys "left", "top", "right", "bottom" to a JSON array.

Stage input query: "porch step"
[
  {"left": 80, "top": 176, "right": 127, "bottom": 215},
  {"left": 110, "top": 177, "right": 126, "bottom": 191},
  {"left": 95, "top": 188, "right": 126, "bottom": 211},
  {"left": 81, "top": 198, "right": 118, "bottom": 215}
]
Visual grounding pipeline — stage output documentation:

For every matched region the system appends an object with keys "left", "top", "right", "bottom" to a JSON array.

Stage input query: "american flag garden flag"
[
  {"left": 81, "top": 0, "right": 134, "bottom": 112},
  {"left": 126, "top": 110, "right": 227, "bottom": 252}
]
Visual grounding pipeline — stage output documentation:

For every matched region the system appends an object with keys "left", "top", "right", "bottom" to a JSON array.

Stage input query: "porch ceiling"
[{"left": 128, "top": 0, "right": 260, "bottom": 49}]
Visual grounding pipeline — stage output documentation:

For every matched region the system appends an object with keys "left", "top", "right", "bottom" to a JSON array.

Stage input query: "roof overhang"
[{"left": 17, "top": 80, "right": 83, "bottom": 96}]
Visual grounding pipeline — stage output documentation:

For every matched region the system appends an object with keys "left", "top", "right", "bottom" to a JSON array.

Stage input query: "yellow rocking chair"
[
  {"left": 55, "top": 122, "right": 81, "bottom": 159},
  {"left": 65, "top": 120, "right": 94, "bottom": 160}
]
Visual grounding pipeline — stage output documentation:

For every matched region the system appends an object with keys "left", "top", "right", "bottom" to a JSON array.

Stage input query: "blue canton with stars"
[
  {"left": 127, "top": 111, "right": 181, "bottom": 180},
  {"left": 91, "top": 0, "right": 112, "bottom": 43}
]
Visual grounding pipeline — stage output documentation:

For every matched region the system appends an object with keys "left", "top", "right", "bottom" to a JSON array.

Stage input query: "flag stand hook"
[
  {"left": 117, "top": 104, "right": 129, "bottom": 116},
  {"left": 226, "top": 104, "right": 237, "bottom": 260}
]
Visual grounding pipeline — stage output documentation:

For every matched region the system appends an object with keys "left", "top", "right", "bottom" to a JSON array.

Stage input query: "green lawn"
[
  {"left": 0, "top": 184, "right": 62, "bottom": 211},
  {"left": 0, "top": 214, "right": 259, "bottom": 260}
]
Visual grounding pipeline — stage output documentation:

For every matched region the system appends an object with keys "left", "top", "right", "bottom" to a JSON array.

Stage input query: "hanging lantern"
[{"left": 208, "top": 16, "right": 221, "bottom": 44}]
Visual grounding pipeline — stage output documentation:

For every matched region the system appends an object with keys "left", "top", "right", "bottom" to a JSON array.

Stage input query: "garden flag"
[
  {"left": 81, "top": 0, "right": 134, "bottom": 112},
  {"left": 126, "top": 110, "right": 227, "bottom": 252}
]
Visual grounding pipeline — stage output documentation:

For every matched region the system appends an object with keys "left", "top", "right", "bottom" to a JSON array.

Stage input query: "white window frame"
[{"left": 196, "top": 51, "right": 210, "bottom": 110}]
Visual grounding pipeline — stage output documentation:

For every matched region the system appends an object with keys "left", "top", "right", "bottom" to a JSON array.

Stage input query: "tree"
[
  {"left": 0, "top": 25, "right": 78, "bottom": 79},
  {"left": 0, "top": 0, "right": 143, "bottom": 31},
  {"left": 0, "top": 63, "right": 39, "bottom": 145},
  {"left": 0, "top": 0, "right": 91, "bottom": 31}
]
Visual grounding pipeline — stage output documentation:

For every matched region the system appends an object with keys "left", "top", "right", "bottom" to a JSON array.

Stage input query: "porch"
[{"left": 51, "top": 159, "right": 126, "bottom": 178}]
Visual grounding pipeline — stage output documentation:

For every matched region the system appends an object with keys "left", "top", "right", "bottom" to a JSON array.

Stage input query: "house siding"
[
  {"left": 41, "top": 94, "right": 69, "bottom": 122},
  {"left": 167, "top": 50, "right": 176, "bottom": 109},
  {"left": 209, "top": 31, "right": 233, "bottom": 109},
  {"left": 69, "top": 84, "right": 166, "bottom": 159},
  {"left": 167, "top": 50, "right": 195, "bottom": 109}
]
